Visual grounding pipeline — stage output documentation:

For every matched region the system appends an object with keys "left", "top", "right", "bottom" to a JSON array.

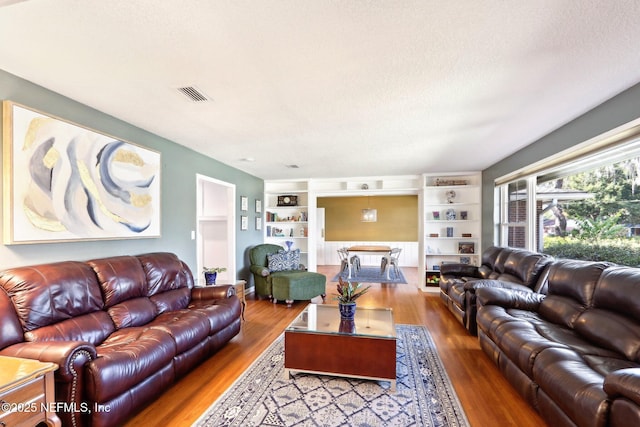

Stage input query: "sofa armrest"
[
  {"left": 605, "top": 368, "right": 640, "bottom": 406},
  {"left": 476, "top": 286, "right": 544, "bottom": 311},
  {"left": 0, "top": 340, "right": 96, "bottom": 381},
  {"left": 192, "top": 284, "right": 235, "bottom": 300},
  {"left": 250, "top": 265, "right": 270, "bottom": 277},
  {"left": 464, "top": 279, "right": 533, "bottom": 293},
  {"left": 440, "top": 263, "right": 479, "bottom": 278}
]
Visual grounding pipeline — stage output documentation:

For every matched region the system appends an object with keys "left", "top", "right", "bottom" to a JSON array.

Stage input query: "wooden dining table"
[{"left": 347, "top": 245, "right": 392, "bottom": 279}]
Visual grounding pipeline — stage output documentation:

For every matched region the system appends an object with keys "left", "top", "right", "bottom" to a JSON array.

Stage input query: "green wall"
[
  {"left": 0, "top": 69, "right": 264, "bottom": 281},
  {"left": 318, "top": 195, "right": 418, "bottom": 241},
  {"left": 482, "top": 82, "right": 640, "bottom": 249}
]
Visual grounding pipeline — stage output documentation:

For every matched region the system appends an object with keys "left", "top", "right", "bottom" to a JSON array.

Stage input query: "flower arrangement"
[
  {"left": 203, "top": 267, "right": 227, "bottom": 273},
  {"left": 334, "top": 277, "right": 371, "bottom": 304}
]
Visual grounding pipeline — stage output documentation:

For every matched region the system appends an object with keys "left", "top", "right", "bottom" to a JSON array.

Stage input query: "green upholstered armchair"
[
  {"left": 249, "top": 243, "right": 326, "bottom": 306},
  {"left": 250, "top": 243, "right": 284, "bottom": 299}
]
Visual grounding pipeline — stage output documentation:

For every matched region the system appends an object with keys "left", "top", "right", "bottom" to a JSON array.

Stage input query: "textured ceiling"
[{"left": 1, "top": 1, "right": 640, "bottom": 180}]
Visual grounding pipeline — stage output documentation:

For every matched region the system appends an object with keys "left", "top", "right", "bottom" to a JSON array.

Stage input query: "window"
[{"left": 495, "top": 119, "right": 640, "bottom": 263}]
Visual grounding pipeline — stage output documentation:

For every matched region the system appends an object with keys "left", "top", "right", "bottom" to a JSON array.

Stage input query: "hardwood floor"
[{"left": 125, "top": 266, "right": 547, "bottom": 426}]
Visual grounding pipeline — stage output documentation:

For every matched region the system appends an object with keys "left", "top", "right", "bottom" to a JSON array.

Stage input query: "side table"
[
  {"left": 199, "top": 280, "right": 246, "bottom": 320},
  {"left": 228, "top": 279, "right": 247, "bottom": 320},
  {"left": 0, "top": 355, "right": 61, "bottom": 427}
]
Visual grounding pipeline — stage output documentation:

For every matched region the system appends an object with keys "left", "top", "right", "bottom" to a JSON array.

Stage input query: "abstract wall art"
[{"left": 2, "top": 101, "right": 161, "bottom": 244}]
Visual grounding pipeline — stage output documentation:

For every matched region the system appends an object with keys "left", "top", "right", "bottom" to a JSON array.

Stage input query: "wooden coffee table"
[{"left": 284, "top": 304, "right": 397, "bottom": 390}]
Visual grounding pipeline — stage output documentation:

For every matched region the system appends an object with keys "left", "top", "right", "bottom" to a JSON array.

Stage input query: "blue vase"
[
  {"left": 338, "top": 302, "right": 357, "bottom": 320},
  {"left": 285, "top": 241, "right": 294, "bottom": 251},
  {"left": 204, "top": 271, "right": 217, "bottom": 286}
]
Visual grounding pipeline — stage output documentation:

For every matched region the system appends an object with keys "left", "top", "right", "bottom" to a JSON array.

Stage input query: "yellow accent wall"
[{"left": 317, "top": 196, "right": 418, "bottom": 241}]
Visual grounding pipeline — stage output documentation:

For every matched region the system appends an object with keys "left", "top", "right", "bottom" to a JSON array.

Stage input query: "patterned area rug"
[
  {"left": 194, "top": 324, "right": 469, "bottom": 427},
  {"left": 331, "top": 266, "right": 407, "bottom": 284}
]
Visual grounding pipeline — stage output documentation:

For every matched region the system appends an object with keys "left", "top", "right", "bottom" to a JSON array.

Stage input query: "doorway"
[{"left": 196, "top": 174, "right": 236, "bottom": 285}]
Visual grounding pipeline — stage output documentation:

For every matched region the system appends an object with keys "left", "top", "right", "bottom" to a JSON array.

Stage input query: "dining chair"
[
  {"left": 337, "top": 248, "right": 350, "bottom": 273},
  {"left": 381, "top": 248, "right": 402, "bottom": 277}
]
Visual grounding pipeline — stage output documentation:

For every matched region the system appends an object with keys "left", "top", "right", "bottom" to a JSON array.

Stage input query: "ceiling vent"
[
  {"left": 177, "top": 86, "right": 211, "bottom": 102},
  {"left": 286, "top": 164, "right": 300, "bottom": 169}
]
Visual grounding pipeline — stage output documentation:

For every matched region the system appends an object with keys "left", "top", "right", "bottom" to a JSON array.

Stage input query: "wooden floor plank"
[{"left": 124, "top": 266, "right": 546, "bottom": 426}]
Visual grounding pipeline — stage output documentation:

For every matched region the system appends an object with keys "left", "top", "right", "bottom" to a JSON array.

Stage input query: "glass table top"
[{"left": 286, "top": 304, "right": 395, "bottom": 339}]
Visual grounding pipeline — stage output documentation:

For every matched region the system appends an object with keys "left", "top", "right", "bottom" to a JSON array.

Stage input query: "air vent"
[{"left": 177, "top": 86, "right": 211, "bottom": 102}]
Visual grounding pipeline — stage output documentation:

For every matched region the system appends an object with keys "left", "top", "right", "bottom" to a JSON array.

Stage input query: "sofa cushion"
[
  {"left": 0, "top": 287, "right": 23, "bottom": 348},
  {"left": 538, "top": 260, "right": 609, "bottom": 329},
  {"left": 88, "top": 255, "right": 147, "bottom": 307},
  {"left": 86, "top": 326, "right": 176, "bottom": 403},
  {"left": 108, "top": 297, "right": 158, "bottom": 329},
  {"left": 147, "top": 310, "right": 211, "bottom": 353},
  {"left": 24, "top": 311, "right": 115, "bottom": 346},
  {"left": 533, "top": 347, "right": 612, "bottom": 427},
  {"left": 151, "top": 287, "right": 192, "bottom": 314},
  {"left": 138, "top": 253, "right": 194, "bottom": 298},
  {"left": 502, "top": 251, "right": 552, "bottom": 289},
  {"left": 0, "top": 261, "right": 104, "bottom": 331},
  {"left": 573, "top": 266, "right": 640, "bottom": 361}
]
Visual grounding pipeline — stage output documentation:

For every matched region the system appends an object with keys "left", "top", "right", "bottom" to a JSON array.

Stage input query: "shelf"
[
  {"left": 267, "top": 205, "right": 308, "bottom": 209},
  {"left": 425, "top": 237, "right": 479, "bottom": 240},
  {"left": 266, "top": 221, "right": 308, "bottom": 224},
  {"left": 267, "top": 236, "right": 308, "bottom": 239},
  {"left": 425, "top": 252, "right": 479, "bottom": 256},
  {"left": 426, "top": 219, "right": 478, "bottom": 223}
]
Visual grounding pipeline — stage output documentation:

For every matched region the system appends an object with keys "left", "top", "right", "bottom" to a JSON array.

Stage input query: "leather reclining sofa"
[
  {"left": 439, "top": 246, "right": 553, "bottom": 335},
  {"left": 0, "top": 252, "right": 242, "bottom": 427},
  {"left": 476, "top": 259, "right": 640, "bottom": 427}
]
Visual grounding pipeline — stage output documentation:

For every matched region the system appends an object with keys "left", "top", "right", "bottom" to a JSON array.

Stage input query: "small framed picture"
[
  {"left": 241, "top": 196, "right": 248, "bottom": 211},
  {"left": 241, "top": 216, "right": 248, "bottom": 230},
  {"left": 458, "top": 241, "right": 475, "bottom": 254},
  {"left": 255, "top": 199, "right": 262, "bottom": 213},
  {"left": 256, "top": 217, "right": 262, "bottom": 230}
]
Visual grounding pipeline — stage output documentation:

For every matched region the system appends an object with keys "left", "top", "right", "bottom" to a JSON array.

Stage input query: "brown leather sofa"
[
  {"left": 439, "top": 246, "right": 553, "bottom": 335},
  {"left": 476, "top": 259, "right": 640, "bottom": 427},
  {"left": 0, "top": 252, "right": 241, "bottom": 427}
]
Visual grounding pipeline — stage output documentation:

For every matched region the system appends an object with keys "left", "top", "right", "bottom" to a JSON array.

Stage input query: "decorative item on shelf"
[
  {"left": 462, "top": 233, "right": 472, "bottom": 237},
  {"left": 277, "top": 195, "right": 298, "bottom": 206},
  {"left": 432, "top": 211, "right": 440, "bottom": 220},
  {"left": 436, "top": 178, "right": 469, "bottom": 186},
  {"left": 458, "top": 241, "right": 475, "bottom": 254},
  {"left": 285, "top": 240, "right": 294, "bottom": 251},
  {"left": 334, "top": 277, "right": 371, "bottom": 320},
  {"left": 429, "top": 233, "right": 439, "bottom": 237},
  {"left": 445, "top": 208, "right": 456, "bottom": 220},
  {"left": 426, "top": 274, "right": 440, "bottom": 284},
  {"left": 203, "top": 267, "right": 227, "bottom": 286},
  {"left": 460, "top": 256, "right": 471, "bottom": 264},
  {"left": 361, "top": 183, "right": 369, "bottom": 190},
  {"left": 445, "top": 190, "right": 456, "bottom": 203},
  {"left": 446, "top": 227, "right": 454, "bottom": 237},
  {"left": 432, "top": 265, "right": 440, "bottom": 271},
  {"left": 460, "top": 211, "right": 468, "bottom": 220}
]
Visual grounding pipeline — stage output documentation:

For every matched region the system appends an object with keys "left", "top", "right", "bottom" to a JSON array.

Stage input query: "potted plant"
[
  {"left": 203, "top": 267, "right": 227, "bottom": 285},
  {"left": 334, "top": 277, "right": 371, "bottom": 320}
]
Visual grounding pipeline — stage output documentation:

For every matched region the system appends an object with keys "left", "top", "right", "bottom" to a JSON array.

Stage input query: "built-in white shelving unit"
[
  {"left": 264, "top": 180, "right": 315, "bottom": 270},
  {"left": 421, "top": 172, "right": 482, "bottom": 288}
]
